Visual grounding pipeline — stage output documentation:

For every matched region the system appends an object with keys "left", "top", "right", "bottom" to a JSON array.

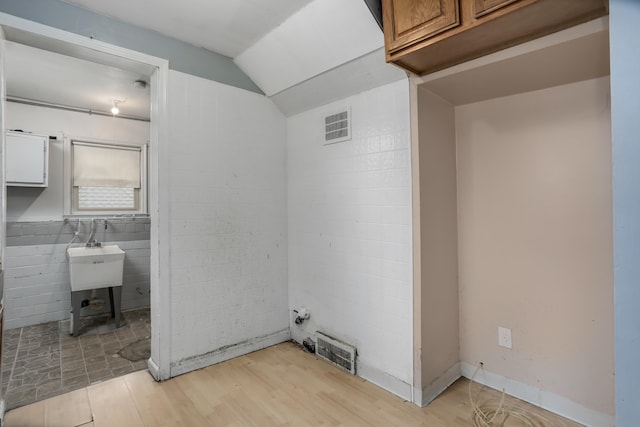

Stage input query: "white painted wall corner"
[
  {"left": 170, "top": 329, "right": 291, "bottom": 377},
  {"left": 357, "top": 360, "right": 413, "bottom": 402}
]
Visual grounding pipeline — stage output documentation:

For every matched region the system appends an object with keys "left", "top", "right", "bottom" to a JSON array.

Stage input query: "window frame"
[{"left": 64, "top": 137, "right": 148, "bottom": 217}]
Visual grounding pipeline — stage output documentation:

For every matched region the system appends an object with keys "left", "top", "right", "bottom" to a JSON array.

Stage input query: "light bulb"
[{"left": 111, "top": 105, "right": 119, "bottom": 115}]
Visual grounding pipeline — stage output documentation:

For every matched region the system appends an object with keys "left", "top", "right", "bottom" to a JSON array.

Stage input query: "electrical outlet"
[{"left": 498, "top": 326, "right": 512, "bottom": 349}]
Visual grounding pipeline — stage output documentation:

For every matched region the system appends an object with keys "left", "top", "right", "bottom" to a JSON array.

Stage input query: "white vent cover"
[
  {"left": 324, "top": 108, "right": 351, "bottom": 144},
  {"left": 316, "top": 332, "right": 356, "bottom": 374}
]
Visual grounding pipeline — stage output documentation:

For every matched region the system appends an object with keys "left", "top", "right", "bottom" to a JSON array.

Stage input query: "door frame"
[
  {"left": 0, "top": 22, "right": 6, "bottom": 422},
  {"left": 0, "top": 12, "right": 172, "bottom": 381}
]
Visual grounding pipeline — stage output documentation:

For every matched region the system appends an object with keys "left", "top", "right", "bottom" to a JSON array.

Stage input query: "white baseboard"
[
  {"left": 146, "top": 357, "right": 161, "bottom": 381},
  {"left": 418, "top": 362, "right": 461, "bottom": 407},
  {"left": 291, "top": 323, "right": 414, "bottom": 403},
  {"left": 357, "top": 361, "right": 413, "bottom": 402},
  {"left": 460, "top": 362, "right": 615, "bottom": 427},
  {"left": 170, "top": 329, "right": 291, "bottom": 377}
]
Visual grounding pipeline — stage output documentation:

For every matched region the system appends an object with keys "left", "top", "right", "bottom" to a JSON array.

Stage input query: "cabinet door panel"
[
  {"left": 474, "top": 0, "right": 519, "bottom": 18},
  {"left": 385, "top": 0, "right": 460, "bottom": 54},
  {"left": 6, "top": 132, "right": 48, "bottom": 186}
]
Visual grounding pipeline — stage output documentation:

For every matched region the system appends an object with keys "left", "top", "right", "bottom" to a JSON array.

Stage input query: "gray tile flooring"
[{"left": 2, "top": 308, "right": 150, "bottom": 410}]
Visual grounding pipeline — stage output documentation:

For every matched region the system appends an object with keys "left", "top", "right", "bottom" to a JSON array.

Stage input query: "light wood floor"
[{"left": 4, "top": 342, "right": 581, "bottom": 426}]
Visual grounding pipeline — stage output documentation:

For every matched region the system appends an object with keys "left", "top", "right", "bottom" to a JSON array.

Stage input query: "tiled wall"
[
  {"left": 6, "top": 219, "right": 150, "bottom": 247},
  {"left": 4, "top": 218, "right": 151, "bottom": 329},
  {"left": 167, "top": 71, "right": 289, "bottom": 370},
  {"left": 287, "top": 79, "right": 413, "bottom": 397}
]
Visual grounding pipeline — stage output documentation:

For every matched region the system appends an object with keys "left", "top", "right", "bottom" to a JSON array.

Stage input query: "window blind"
[
  {"left": 78, "top": 187, "right": 136, "bottom": 210},
  {"left": 73, "top": 142, "right": 141, "bottom": 188}
]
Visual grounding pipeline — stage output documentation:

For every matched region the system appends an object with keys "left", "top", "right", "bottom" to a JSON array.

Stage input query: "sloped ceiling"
[
  {"left": 235, "top": 0, "right": 387, "bottom": 96},
  {"left": 60, "top": 0, "right": 405, "bottom": 110},
  {"left": 61, "top": 0, "right": 314, "bottom": 58}
]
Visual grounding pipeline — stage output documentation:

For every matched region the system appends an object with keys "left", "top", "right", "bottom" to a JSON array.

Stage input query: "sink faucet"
[
  {"left": 85, "top": 218, "right": 102, "bottom": 247},
  {"left": 86, "top": 239, "right": 102, "bottom": 248}
]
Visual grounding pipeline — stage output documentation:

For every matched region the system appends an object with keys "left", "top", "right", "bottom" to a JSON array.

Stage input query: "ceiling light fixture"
[{"left": 111, "top": 99, "right": 124, "bottom": 115}]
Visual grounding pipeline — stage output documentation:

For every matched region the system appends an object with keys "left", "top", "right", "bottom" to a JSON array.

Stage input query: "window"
[{"left": 64, "top": 138, "right": 147, "bottom": 215}]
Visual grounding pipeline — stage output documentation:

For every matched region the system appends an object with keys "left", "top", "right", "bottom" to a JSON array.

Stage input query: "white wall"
[
  {"left": 167, "top": 71, "right": 289, "bottom": 374},
  {"left": 5, "top": 103, "right": 150, "bottom": 221},
  {"left": 416, "top": 87, "right": 460, "bottom": 404},
  {"left": 287, "top": 79, "right": 413, "bottom": 398},
  {"left": 456, "top": 77, "right": 614, "bottom": 422}
]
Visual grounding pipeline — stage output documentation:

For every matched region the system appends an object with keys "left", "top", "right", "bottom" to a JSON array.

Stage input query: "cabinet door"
[
  {"left": 473, "top": 0, "right": 519, "bottom": 18},
  {"left": 384, "top": 0, "right": 460, "bottom": 55},
  {"left": 6, "top": 132, "right": 48, "bottom": 187}
]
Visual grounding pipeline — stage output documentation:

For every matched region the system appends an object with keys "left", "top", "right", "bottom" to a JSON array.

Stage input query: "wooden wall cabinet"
[
  {"left": 383, "top": 0, "right": 608, "bottom": 75},
  {"left": 385, "top": 0, "right": 460, "bottom": 55},
  {"left": 474, "top": 0, "right": 519, "bottom": 17}
]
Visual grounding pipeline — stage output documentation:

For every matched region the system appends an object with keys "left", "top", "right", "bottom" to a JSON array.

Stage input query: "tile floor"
[{"left": 1, "top": 308, "right": 150, "bottom": 410}]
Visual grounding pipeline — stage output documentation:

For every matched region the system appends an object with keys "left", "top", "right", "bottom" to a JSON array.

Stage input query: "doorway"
[{"left": 0, "top": 15, "right": 169, "bottom": 412}]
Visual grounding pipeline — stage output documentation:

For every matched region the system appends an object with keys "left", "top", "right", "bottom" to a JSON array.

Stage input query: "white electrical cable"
[{"left": 468, "top": 364, "right": 567, "bottom": 427}]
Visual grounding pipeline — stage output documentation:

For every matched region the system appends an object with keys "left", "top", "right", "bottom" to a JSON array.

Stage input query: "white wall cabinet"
[{"left": 6, "top": 131, "right": 49, "bottom": 187}]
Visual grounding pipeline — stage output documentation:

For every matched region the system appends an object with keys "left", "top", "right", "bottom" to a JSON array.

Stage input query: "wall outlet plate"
[{"left": 498, "top": 326, "right": 512, "bottom": 349}]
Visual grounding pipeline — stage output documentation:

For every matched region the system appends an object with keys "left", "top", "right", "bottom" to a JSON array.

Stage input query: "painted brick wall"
[
  {"left": 167, "top": 71, "right": 289, "bottom": 369},
  {"left": 4, "top": 219, "right": 150, "bottom": 329},
  {"left": 287, "top": 79, "right": 413, "bottom": 398}
]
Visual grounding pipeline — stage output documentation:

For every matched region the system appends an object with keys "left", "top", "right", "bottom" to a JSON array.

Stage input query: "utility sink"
[
  {"left": 67, "top": 245, "right": 125, "bottom": 336},
  {"left": 67, "top": 245, "right": 125, "bottom": 292}
]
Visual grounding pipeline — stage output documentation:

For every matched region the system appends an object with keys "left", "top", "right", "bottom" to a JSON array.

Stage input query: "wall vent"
[
  {"left": 316, "top": 332, "right": 356, "bottom": 374},
  {"left": 324, "top": 108, "right": 351, "bottom": 144}
]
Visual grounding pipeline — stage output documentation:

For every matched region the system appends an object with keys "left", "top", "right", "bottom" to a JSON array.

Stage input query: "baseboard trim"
[
  {"left": 170, "top": 329, "right": 291, "bottom": 377},
  {"left": 419, "top": 362, "right": 461, "bottom": 407},
  {"left": 357, "top": 361, "right": 413, "bottom": 401},
  {"left": 460, "top": 362, "right": 614, "bottom": 427},
  {"left": 147, "top": 357, "right": 161, "bottom": 381}
]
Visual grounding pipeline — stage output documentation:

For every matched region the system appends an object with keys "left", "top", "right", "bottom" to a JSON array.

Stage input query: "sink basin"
[{"left": 67, "top": 245, "right": 125, "bottom": 292}]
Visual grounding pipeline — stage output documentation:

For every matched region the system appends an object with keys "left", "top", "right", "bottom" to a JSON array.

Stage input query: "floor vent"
[
  {"left": 324, "top": 108, "right": 351, "bottom": 144},
  {"left": 316, "top": 332, "right": 356, "bottom": 374}
]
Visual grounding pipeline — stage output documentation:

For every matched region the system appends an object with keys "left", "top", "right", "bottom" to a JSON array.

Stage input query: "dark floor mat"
[{"left": 119, "top": 337, "right": 151, "bottom": 362}]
